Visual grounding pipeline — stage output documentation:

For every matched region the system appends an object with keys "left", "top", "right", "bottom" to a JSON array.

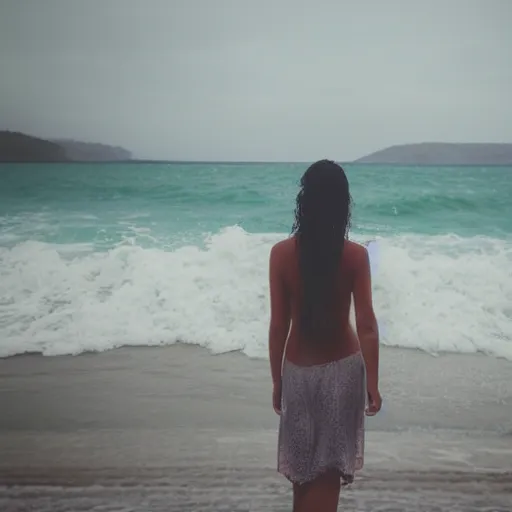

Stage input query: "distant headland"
[
  {"left": 0, "top": 131, "right": 132, "bottom": 162},
  {"left": 2, "top": 132, "right": 512, "bottom": 165},
  {"left": 353, "top": 143, "right": 512, "bottom": 165}
]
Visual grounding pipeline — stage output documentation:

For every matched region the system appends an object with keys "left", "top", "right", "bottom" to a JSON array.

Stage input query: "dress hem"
[{"left": 277, "top": 463, "right": 363, "bottom": 487}]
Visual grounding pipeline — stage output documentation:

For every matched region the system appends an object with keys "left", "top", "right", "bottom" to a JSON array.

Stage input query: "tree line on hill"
[{"left": 0, "top": 131, "right": 132, "bottom": 162}]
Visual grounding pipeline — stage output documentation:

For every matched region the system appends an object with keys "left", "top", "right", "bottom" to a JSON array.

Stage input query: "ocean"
[{"left": 1, "top": 162, "right": 511, "bottom": 360}]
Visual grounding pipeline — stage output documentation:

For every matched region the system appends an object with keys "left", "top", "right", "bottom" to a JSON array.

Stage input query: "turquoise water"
[
  {"left": 0, "top": 162, "right": 511, "bottom": 359},
  {"left": 1, "top": 163, "right": 511, "bottom": 248}
]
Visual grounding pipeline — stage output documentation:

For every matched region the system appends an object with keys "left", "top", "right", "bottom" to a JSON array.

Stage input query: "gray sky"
[{"left": 1, "top": 0, "right": 511, "bottom": 161}]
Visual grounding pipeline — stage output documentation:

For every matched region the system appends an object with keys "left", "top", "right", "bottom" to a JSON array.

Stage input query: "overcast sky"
[{"left": 1, "top": 0, "right": 511, "bottom": 161}]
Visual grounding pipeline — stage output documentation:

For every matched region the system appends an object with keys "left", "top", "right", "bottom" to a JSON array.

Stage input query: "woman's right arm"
[{"left": 353, "top": 245, "right": 381, "bottom": 414}]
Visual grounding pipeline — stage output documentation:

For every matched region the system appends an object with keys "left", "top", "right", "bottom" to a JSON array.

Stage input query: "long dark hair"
[{"left": 292, "top": 160, "right": 352, "bottom": 340}]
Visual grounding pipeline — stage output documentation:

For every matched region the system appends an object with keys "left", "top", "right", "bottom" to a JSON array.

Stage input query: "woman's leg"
[{"left": 292, "top": 470, "right": 341, "bottom": 512}]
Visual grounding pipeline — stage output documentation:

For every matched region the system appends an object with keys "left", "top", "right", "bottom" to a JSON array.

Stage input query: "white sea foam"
[{"left": 0, "top": 226, "right": 511, "bottom": 359}]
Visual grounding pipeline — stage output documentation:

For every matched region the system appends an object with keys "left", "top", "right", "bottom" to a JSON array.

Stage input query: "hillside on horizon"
[
  {"left": 0, "top": 131, "right": 68, "bottom": 162},
  {"left": 0, "top": 131, "right": 132, "bottom": 162},
  {"left": 51, "top": 139, "right": 132, "bottom": 161},
  {"left": 354, "top": 143, "right": 512, "bottom": 165}
]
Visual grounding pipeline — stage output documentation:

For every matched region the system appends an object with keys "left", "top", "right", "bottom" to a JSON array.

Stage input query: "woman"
[{"left": 268, "top": 159, "right": 381, "bottom": 512}]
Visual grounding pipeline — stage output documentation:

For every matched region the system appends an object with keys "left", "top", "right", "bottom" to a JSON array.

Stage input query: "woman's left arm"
[{"left": 268, "top": 242, "right": 291, "bottom": 389}]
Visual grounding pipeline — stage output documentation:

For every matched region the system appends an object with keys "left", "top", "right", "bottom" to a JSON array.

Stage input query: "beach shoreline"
[{"left": 1, "top": 344, "right": 511, "bottom": 511}]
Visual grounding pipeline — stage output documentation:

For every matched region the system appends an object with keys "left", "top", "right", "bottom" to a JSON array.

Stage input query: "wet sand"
[{"left": 1, "top": 344, "right": 511, "bottom": 511}]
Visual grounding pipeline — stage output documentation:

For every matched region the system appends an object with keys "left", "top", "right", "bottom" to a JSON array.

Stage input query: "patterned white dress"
[{"left": 277, "top": 352, "right": 366, "bottom": 485}]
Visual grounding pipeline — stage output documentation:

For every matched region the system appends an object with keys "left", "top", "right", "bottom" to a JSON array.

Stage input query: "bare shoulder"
[
  {"left": 344, "top": 240, "right": 369, "bottom": 267},
  {"left": 347, "top": 239, "right": 368, "bottom": 256},
  {"left": 271, "top": 237, "right": 294, "bottom": 255},
  {"left": 270, "top": 237, "right": 295, "bottom": 264}
]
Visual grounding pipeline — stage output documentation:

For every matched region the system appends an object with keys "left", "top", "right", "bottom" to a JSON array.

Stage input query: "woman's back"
[{"left": 271, "top": 236, "right": 367, "bottom": 366}]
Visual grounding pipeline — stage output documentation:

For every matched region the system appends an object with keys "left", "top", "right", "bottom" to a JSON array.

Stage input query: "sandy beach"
[{"left": 1, "top": 344, "right": 511, "bottom": 511}]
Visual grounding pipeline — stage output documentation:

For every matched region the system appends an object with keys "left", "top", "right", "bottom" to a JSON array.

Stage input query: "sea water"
[{"left": 0, "top": 162, "right": 511, "bottom": 359}]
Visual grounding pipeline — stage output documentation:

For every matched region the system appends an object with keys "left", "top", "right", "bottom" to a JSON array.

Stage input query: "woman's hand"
[
  {"left": 366, "top": 387, "right": 382, "bottom": 416},
  {"left": 273, "top": 381, "right": 282, "bottom": 415}
]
